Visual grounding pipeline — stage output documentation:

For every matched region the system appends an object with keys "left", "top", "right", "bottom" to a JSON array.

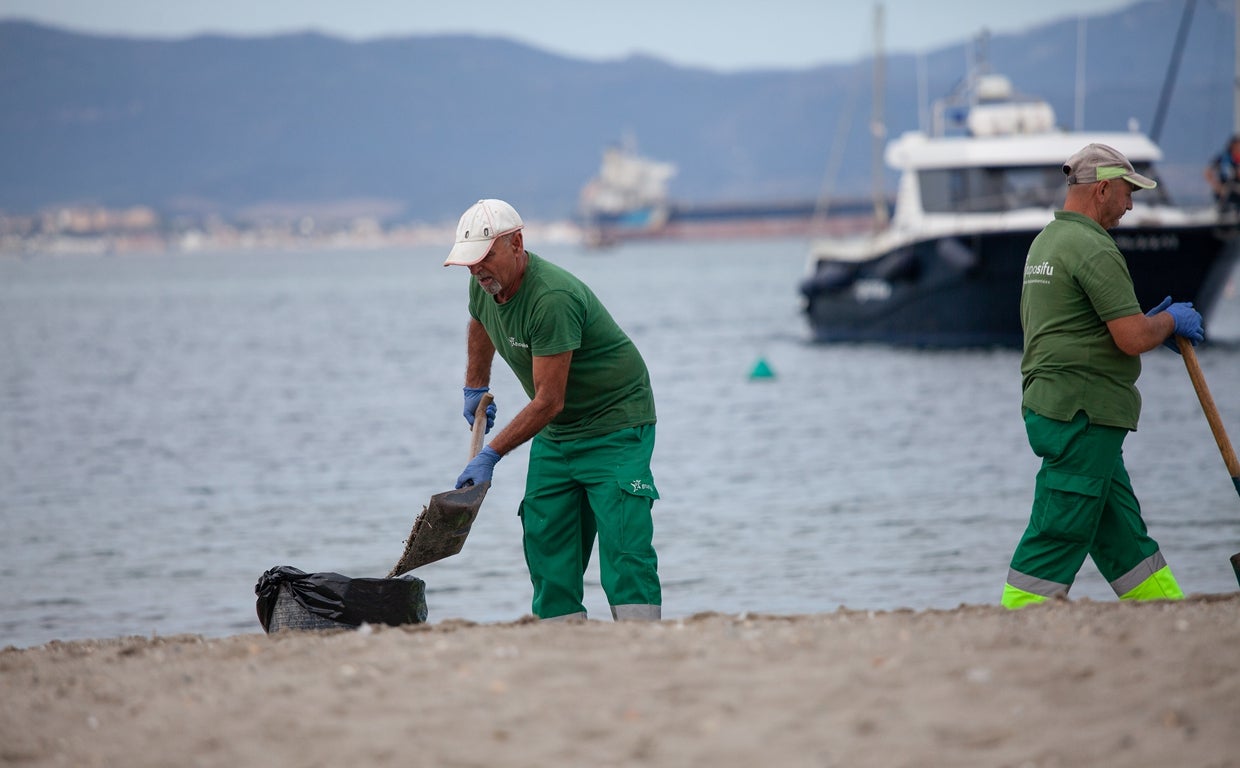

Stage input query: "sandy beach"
[{"left": 2, "top": 594, "right": 1238, "bottom": 767}]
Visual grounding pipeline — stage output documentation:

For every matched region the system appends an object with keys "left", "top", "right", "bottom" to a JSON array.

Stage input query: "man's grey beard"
[{"left": 480, "top": 278, "right": 502, "bottom": 296}]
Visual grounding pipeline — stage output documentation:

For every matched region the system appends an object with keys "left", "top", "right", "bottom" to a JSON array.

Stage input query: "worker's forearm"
[
  {"left": 486, "top": 397, "right": 563, "bottom": 456},
  {"left": 1107, "top": 311, "right": 1176, "bottom": 356},
  {"left": 465, "top": 319, "right": 495, "bottom": 386}
]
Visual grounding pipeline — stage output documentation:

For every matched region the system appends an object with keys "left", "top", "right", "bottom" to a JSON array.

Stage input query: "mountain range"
[{"left": 0, "top": 0, "right": 1234, "bottom": 226}]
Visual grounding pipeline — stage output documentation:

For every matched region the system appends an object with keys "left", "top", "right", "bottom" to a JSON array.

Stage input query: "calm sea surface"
[{"left": 3, "top": 239, "right": 1239, "bottom": 648}]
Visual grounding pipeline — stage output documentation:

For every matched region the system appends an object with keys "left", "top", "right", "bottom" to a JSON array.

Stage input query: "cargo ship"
[{"left": 577, "top": 138, "right": 878, "bottom": 247}]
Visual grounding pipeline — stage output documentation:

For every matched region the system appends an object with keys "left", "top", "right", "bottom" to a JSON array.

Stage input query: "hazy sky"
[{"left": 0, "top": 0, "right": 1139, "bottom": 71}]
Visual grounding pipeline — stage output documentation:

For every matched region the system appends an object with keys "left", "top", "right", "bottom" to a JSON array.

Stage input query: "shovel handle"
[
  {"left": 1177, "top": 337, "right": 1240, "bottom": 478},
  {"left": 469, "top": 392, "right": 494, "bottom": 460}
]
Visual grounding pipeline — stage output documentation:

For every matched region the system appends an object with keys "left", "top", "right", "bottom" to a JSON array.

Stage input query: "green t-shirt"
[
  {"left": 468, "top": 251, "right": 656, "bottom": 441},
  {"left": 1020, "top": 210, "right": 1143, "bottom": 430}
]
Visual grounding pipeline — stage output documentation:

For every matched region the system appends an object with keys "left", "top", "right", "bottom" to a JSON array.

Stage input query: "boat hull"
[{"left": 800, "top": 225, "right": 1240, "bottom": 347}]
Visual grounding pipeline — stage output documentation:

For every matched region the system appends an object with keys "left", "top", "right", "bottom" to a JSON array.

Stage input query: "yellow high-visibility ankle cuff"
[
  {"left": 1001, "top": 583, "right": 1047, "bottom": 610},
  {"left": 1118, "top": 565, "right": 1184, "bottom": 601}
]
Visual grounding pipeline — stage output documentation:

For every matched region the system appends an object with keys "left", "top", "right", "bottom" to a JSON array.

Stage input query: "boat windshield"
[{"left": 918, "top": 162, "right": 1167, "bottom": 213}]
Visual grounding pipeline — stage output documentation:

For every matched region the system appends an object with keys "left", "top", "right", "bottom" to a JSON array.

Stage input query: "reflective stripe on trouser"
[
  {"left": 539, "top": 607, "right": 661, "bottom": 622},
  {"left": 611, "top": 604, "right": 661, "bottom": 621},
  {"left": 540, "top": 612, "right": 587, "bottom": 622},
  {"left": 1002, "top": 410, "right": 1183, "bottom": 609},
  {"left": 520, "top": 424, "right": 661, "bottom": 620}
]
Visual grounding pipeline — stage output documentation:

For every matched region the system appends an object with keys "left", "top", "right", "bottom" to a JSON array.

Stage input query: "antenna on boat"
[
  {"left": 870, "top": 3, "right": 889, "bottom": 229},
  {"left": 916, "top": 53, "right": 929, "bottom": 134}
]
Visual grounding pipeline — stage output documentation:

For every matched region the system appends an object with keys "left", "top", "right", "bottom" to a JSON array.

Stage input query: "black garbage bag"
[{"left": 255, "top": 565, "right": 428, "bottom": 633}]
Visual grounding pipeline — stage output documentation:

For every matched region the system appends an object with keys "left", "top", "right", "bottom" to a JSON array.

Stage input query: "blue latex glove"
[
  {"left": 1166, "top": 301, "right": 1205, "bottom": 347},
  {"left": 1145, "top": 296, "right": 1178, "bottom": 352},
  {"left": 1145, "top": 295, "right": 1173, "bottom": 317},
  {"left": 463, "top": 386, "right": 496, "bottom": 432},
  {"left": 456, "top": 446, "right": 501, "bottom": 489}
]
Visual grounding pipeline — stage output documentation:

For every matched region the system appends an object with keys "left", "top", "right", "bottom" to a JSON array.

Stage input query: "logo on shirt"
[
  {"left": 1023, "top": 259, "right": 1054, "bottom": 286},
  {"left": 507, "top": 336, "right": 529, "bottom": 349}
]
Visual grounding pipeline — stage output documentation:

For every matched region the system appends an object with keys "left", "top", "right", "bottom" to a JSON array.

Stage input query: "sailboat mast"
[
  {"left": 1074, "top": 16, "right": 1087, "bottom": 132},
  {"left": 1150, "top": 0, "right": 1197, "bottom": 143}
]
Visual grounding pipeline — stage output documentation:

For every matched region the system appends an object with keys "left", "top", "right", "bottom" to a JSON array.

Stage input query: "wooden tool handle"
[
  {"left": 1177, "top": 336, "right": 1240, "bottom": 478},
  {"left": 469, "top": 392, "right": 494, "bottom": 460}
]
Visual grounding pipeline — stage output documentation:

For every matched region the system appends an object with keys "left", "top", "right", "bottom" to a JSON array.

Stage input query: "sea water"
[{"left": 2, "top": 239, "right": 1239, "bottom": 648}]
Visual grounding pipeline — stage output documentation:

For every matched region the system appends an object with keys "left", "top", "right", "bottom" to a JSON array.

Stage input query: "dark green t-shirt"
[
  {"left": 1020, "top": 210, "right": 1143, "bottom": 430},
  {"left": 468, "top": 251, "right": 655, "bottom": 440}
]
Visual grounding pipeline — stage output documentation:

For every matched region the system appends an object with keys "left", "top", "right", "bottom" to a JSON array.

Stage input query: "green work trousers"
[
  {"left": 1002, "top": 409, "right": 1183, "bottom": 609},
  {"left": 519, "top": 424, "right": 661, "bottom": 620}
]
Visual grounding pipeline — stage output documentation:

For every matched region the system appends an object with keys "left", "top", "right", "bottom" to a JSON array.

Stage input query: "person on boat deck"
[
  {"left": 1001, "top": 143, "right": 1205, "bottom": 610},
  {"left": 1204, "top": 134, "right": 1240, "bottom": 213},
  {"left": 444, "top": 198, "right": 662, "bottom": 622}
]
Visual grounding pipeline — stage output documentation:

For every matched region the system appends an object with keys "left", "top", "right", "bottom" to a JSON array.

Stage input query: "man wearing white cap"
[
  {"left": 1001, "top": 143, "right": 1204, "bottom": 609},
  {"left": 444, "top": 198, "right": 661, "bottom": 621}
]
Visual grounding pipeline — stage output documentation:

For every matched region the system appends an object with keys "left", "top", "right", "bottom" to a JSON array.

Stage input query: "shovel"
[
  {"left": 387, "top": 392, "right": 494, "bottom": 577},
  {"left": 1176, "top": 336, "right": 1240, "bottom": 587}
]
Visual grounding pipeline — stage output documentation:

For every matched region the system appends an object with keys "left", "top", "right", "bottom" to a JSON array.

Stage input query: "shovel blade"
[{"left": 387, "top": 481, "right": 489, "bottom": 578}]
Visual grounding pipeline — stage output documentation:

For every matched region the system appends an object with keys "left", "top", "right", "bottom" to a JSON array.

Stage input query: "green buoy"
[{"left": 749, "top": 357, "right": 775, "bottom": 380}]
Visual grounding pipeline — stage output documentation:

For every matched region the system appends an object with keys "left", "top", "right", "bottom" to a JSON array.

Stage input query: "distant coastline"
[{"left": 0, "top": 206, "right": 585, "bottom": 256}]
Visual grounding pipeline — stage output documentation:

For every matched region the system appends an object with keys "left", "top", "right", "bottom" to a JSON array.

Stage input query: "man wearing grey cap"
[
  {"left": 443, "top": 198, "right": 661, "bottom": 622},
  {"left": 1001, "top": 143, "right": 1204, "bottom": 610}
]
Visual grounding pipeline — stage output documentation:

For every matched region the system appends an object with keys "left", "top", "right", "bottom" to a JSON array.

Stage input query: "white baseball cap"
[{"left": 443, "top": 199, "right": 524, "bottom": 266}]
